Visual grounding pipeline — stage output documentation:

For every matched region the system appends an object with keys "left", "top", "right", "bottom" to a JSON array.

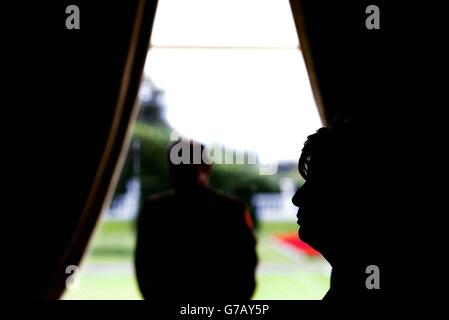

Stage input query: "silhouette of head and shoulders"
[
  {"left": 135, "top": 139, "right": 257, "bottom": 300},
  {"left": 292, "top": 118, "right": 397, "bottom": 299},
  {"left": 293, "top": 116, "right": 449, "bottom": 300}
]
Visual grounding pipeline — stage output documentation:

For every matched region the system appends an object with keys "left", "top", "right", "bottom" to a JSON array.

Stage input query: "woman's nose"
[{"left": 292, "top": 188, "right": 303, "bottom": 207}]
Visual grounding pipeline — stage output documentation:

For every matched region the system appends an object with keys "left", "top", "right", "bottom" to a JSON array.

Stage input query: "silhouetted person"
[
  {"left": 292, "top": 118, "right": 412, "bottom": 299},
  {"left": 135, "top": 139, "right": 257, "bottom": 300}
]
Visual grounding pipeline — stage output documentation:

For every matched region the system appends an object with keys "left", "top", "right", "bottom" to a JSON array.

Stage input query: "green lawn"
[{"left": 63, "top": 220, "right": 330, "bottom": 300}]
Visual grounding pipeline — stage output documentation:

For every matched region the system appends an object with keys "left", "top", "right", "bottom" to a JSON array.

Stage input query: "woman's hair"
[
  {"left": 298, "top": 117, "right": 362, "bottom": 181},
  {"left": 298, "top": 127, "right": 332, "bottom": 180}
]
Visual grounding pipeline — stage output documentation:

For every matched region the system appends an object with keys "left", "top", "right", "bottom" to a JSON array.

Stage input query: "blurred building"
[{"left": 252, "top": 177, "right": 297, "bottom": 221}]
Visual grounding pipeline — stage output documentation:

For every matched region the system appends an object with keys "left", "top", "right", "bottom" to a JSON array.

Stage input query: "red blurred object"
[{"left": 276, "top": 232, "right": 320, "bottom": 256}]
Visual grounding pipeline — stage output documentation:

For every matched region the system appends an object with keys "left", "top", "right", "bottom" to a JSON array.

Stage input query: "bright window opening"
[{"left": 64, "top": 0, "right": 330, "bottom": 300}]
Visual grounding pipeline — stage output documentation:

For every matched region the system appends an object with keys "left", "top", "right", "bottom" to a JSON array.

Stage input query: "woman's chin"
[
  {"left": 298, "top": 228, "right": 320, "bottom": 249},
  {"left": 298, "top": 227, "right": 311, "bottom": 243}
]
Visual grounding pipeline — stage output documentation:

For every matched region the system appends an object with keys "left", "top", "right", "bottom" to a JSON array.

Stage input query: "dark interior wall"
[{"left": 4, "top": 1, "right": 158, "bottom": 299}]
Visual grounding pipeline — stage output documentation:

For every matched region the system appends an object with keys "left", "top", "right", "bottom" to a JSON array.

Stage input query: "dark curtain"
[
  {"left": 4, "top": 0, "right": 158, "bottom": 299},
  {"left": 289, "top": 0, "right": 392, "bottom": 124}
]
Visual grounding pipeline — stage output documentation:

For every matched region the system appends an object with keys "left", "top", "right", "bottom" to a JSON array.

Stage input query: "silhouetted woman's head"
[{"left": 292, "top": 119, "right": 374, "bottom": 265}]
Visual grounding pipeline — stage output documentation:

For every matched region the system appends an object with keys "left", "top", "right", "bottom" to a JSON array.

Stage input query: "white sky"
[{"left": 144, "top": 0, "right": 322, "bottom": 163}]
